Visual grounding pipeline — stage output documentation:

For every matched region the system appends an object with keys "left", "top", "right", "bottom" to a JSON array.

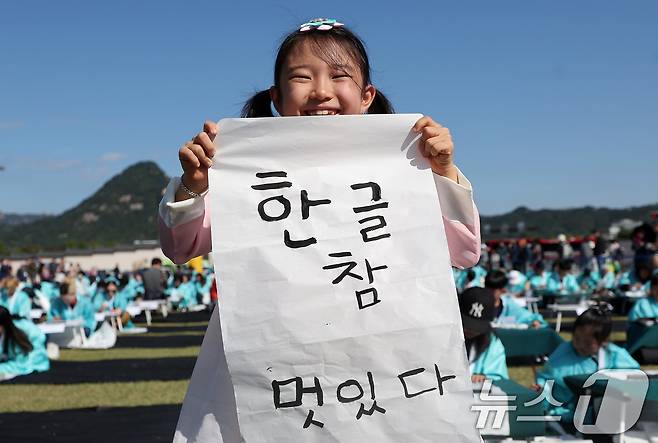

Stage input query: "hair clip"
[{"left": 299, "top": 18, "right": 344, "bottom": 32}]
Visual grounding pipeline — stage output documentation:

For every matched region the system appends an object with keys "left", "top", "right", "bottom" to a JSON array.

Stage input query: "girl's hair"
[
  {"left": 573, "top": 304, "right": 613, "bottom": 343},
  {"left": 0, "top": 306, "right": 33, "bottom": 355},
  {"left": 465, "top": 332, "right": 492, "bottom": 363},
  {"left": 241, "top": 23, "right": 394, "bottom": 118}
]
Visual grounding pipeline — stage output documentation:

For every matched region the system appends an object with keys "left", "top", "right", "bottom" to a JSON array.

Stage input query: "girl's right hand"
[{"left": 177, "top": 121, "right": 218, "bottom": 200}]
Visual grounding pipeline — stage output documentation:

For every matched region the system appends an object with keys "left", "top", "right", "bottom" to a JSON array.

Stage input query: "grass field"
[{"left": 0, "top": 316, "right": 204, "bottom": 415}]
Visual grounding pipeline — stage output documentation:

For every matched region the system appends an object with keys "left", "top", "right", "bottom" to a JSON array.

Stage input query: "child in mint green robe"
[
  {"left": 468, "top": 333, "right": 509, "bottom": 380},
  {"left": 49, "top": 293, "right": 97, "bottom": 336},
  {"left": 0, "top": 278, "right": 32, "bottom": 319},
  {"left": 0, "top": 307, "right": 49, "bottom": 378},
  {"left": 536, "top": 306, "right": 640, "bottom": 423},
  {"left": 486, "top": 270, "right": 547, "bottom": 328},
  {"left": 460, "top": 287, "right": 509, "bottom": 381},
  {"left": 0, "top": 288, "right": 31, "bottom": 319},
  {"left": 627, "top": 276, "right": 658, "bottom": 321}
]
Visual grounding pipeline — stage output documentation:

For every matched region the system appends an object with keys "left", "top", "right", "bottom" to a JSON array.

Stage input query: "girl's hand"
[
  {"left": 176, "top": 121, "right": 218, "bottom": 201},
  {"left": 471, "top": 374, "right": 486, "bottom": 383},
  {"left": 413, "top": 116, "right": 458, "bottom": 183}
]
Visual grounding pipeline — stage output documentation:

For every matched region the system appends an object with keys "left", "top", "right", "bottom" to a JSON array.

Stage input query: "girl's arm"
[
  {"left": 158, "top": 177, "right": 212, "bottom": 264},
  {"left": 433, "top": 168, "right": 481, "bottom": 269}
]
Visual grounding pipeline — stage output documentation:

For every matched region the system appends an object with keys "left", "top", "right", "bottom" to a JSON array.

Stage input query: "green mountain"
[
  {"left": 481, "top": 204, "right": 658, "bottom": 240},
  {"left": 1, "top": 160, "right": 655, "bottom": 253},
  {"left": 0, "top": 162, "right": 169, "bottom": 253}
]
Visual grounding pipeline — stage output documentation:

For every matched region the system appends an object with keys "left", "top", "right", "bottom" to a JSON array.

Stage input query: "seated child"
[
  {"left": 628, "top": 273, "right": 658, "bottom": 322},
  {"left": 460, "top": 287, "right": 509, "bottom": 382},
  {"left": 0, "top": 277, "right": 32, "bottom": 319},
  {"left": 195, "top": 273, "right": 212, "bottom": 306},
  {"left": 49, "top": 279, "right": 97, "bottom": 336},
  {"left": 618, "top": 262, "right": 653, "bottom": 293},
  {"left": 486, "top": 270, "right": 547, "bottom": 328},
  {"left": 536, "top": 306, "right": 640, "bottom": 422},
  {"left": 0, "top": 306, "right": 49, "bottom": 379},
  {"left": 93, "top": 281, "right": 134, "bottom": 329},
  {"left": 547, "top": 259, "right": 581, "bottom": 295}
]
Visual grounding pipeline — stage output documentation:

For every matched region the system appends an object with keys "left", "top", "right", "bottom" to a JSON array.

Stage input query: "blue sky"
[{"left": 1, "top": 1, "right": 657, "bottom": 216}]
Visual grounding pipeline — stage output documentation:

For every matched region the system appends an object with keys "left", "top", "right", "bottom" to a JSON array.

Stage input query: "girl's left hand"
[
  {"left": 471, "top": 374, "right": 486, "bottom": 383},
  {"left": 413, "top": 116, "right": 458, "bottom": 183}
]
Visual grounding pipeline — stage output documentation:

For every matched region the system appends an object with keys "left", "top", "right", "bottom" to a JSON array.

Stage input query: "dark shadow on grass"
[
  {"left": 151, "top": 311, "right": 211, "bottom": 323},
  {"left": 5, "top": 357, "right": 196, "bottom": 384},
  {"left": 0, "top": 404, "right": 181, "bottom": 443},
  {"left": 114, "top": 333, "right": 203, "bottom": 349}
]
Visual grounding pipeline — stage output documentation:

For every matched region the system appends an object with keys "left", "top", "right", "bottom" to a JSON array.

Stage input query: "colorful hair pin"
[{"left": 299, "top": 18, "right": 344, "bottom": 32}]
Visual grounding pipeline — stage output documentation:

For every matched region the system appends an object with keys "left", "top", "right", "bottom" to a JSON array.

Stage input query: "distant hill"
[
  {"left": 0, "top": 162, "right": 169, "bottom": 253},
  {"left": 1, "top": 161, "right": 656, "bottom": 253},
  {"left": 0, "top": 213, "right": 49, "bottom": 226},
  {"left": 481, "top": 204, "right": 658, "bottom": 240}
]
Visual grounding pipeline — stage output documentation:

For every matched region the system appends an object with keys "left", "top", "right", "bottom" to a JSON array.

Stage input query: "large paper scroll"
[{"left": 208, "top": 114, "right": 479, "bottom": 442}]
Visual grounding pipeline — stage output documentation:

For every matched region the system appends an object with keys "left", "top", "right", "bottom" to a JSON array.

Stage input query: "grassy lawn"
[
  {"left": 59, "top": 346, "right": 201, "bottom": 362},
  {"left": 0, "top": 380, "right": 189, "bottom": 413}
]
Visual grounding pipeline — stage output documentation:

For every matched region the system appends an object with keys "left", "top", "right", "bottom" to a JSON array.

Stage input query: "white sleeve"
[
  {"left": 432, "top": 166, "right": 476, "bottom": 225},
  {"left": 158, "top": 177, "right": 207, "bottom": 228}
]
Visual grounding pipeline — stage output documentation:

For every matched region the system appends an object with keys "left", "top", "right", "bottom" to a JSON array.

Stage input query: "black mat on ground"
[
  {"left": 151, "top": 311, "right": 212, "bottom": 323},
  {"left": 113, "top": 333, "right": 204, "bottom": 349},
  {"left": 0, "top": 404, "right": 181, "bottom": 443},
  {"left": 5, "top": 357, "right": 195, "bottom": 385}
]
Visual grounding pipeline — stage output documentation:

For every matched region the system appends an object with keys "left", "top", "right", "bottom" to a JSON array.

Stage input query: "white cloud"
[{"left": 100, "top": 152, "right": 125, "bottom": 162}]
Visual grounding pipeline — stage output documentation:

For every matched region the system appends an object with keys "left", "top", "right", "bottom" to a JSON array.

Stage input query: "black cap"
[{"left": 459, "top": 287, "right": 495, "bottom": 336}]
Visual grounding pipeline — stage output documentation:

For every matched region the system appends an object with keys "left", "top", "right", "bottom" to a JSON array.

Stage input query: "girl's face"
[
  {"left": 272, "top": 41, "right": 375, "bottom": 117},
  {"left": 572, "top": 325, "right": 604, "bottom": 357}
]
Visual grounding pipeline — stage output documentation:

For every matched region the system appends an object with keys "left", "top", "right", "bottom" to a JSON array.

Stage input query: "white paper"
[{"left": 207, "top": 114, "right": 479, "bottom": 442}]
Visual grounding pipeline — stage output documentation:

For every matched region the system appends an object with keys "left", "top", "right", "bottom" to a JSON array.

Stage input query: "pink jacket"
[{"left": 159, "top": 169, "right": 481, "bottom": 269}]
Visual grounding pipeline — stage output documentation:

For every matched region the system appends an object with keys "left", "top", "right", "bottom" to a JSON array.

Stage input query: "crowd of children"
[
  {"left": 456, "top": 236, "right": 657, "bottom": 427},
  {"left": 0, "top": 257, "right": 217, "bottom": 380},
  {"left": 1, "top": 232, "right": 656, "bottom": 436}
]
